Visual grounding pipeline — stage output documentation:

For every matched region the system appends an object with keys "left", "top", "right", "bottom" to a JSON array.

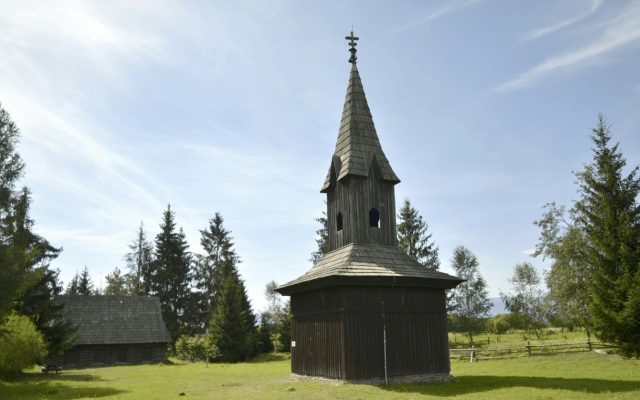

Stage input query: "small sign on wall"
[{"left": 291, "top": 341, "right": 296, "bottom": 348}]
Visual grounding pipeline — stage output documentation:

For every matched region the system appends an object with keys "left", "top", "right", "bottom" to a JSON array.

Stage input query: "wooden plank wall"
[
  {"left": 58, "top": 343, "right": 166, "bottom": 368},
  {"left": 291, "top": 286, "right": 451, "bottom": 380},
  {"left": 327, "top": 172, "right": 397, "bottom": 251}
]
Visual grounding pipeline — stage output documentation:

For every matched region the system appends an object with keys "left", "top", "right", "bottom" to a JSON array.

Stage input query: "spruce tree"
[
  {"left": 397, "top": 198, "right": 440, "bottom": 270},
  {"left": 152, "top": 205, "right": 192, "bottom": 340},
  {"left": 125, "top": 222, "right": 154, "bottom": 295},
  {"left": 310, "top": 207, "right": 328, "bottom": 264},
  {"left": 16, "top": 268, "right": 76, "bottom": 357},
  {"left": 203, "top": 213, "right": 257, "bottom": 361},
  {"left": 448, "top": 246, "right": 491, "bottom": 343},
  {"left": 574, "top": 115, "right": 640, "bottom": 356},
  {"left": 1, "top": 104, "right": 60, "bottom": 320}
]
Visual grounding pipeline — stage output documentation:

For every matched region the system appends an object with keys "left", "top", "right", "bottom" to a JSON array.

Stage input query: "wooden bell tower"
[{"left": 277, "top": 32, "right": 462, "bottom": 384}]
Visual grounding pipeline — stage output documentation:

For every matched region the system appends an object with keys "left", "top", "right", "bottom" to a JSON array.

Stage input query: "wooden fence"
[{"left": 450, "top": 340, "right": 616, "bottom": 361}]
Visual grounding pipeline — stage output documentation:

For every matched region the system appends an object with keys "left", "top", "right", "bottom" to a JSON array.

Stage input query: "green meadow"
[{"left": 1, "top": 352, "right": 639, "bottom": 400}]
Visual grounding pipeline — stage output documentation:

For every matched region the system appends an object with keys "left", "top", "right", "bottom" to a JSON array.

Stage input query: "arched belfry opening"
[
  {"left": 369, "top": 208, "right": 380, "bottom": 228},
  {"left": 276, "top": 31, "right": 461, "bottom": 384}
]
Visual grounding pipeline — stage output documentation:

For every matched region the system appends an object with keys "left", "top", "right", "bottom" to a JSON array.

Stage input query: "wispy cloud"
[
  {"left": 522, "top": 0, "right": 604, "bottom": 41},
  {"left": 391, "top": 0, "right": 485, "bottom": 33},
  {"left": 495, "top": 2, "right": 640, "bottom": 93}
]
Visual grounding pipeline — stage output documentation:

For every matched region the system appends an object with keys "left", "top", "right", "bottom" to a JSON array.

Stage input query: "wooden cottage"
[
  {"left": 276, "top": 33, "right": 463, "bottom": 384},
  {"left": 51, "top": 296, "right": 171, "bottom": 368}
]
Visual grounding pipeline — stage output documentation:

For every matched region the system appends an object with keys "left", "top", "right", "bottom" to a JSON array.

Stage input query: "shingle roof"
[
  {"left": 321, "top": 63, "right": 400, "bottom": 192},
  {"left": 59, "top": 296, "right": 171, "bottom": 345},
  {"left": 277, "top": 243, "right": 463, "bottom": 295}
]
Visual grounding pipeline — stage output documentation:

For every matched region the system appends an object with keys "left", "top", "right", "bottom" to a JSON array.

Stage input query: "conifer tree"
[
  {"left": 397, "top": 199, "right": 440, "bottom": 270},
  {"left": 1, "top": 103, "right": 60, "bottom": 320},
  {"left": 66, "top": 266, "right": 95, "bottom": 295},
  {"left": 152, "top": 204, "right": 192, "bottom": 340},
  {"left": 310, "top": 207, "right": 328, "bottom": 264},
  {"left": 125, "top": 222, "right": 154, "bottom": 295},
  {"left": 16, "top": 268, "right": 76, "bottom": 357},
  {"left": 448, "top": 246, "right": 491, "bottom": 343},
  {"left": 574, "top": 115, "right": 640, "bottom": 356},
  {"left": 203, "top": 213, "right": 257, "bottom": 361}
]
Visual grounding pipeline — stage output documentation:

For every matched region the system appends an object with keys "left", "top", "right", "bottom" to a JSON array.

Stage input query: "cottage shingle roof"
[
  {"left": 277, "top": 244, "right": 463, "bottom": 295},
  {"left": 60, "top": 296, "right": 172, "bottom": 345},
  {"left": 321, "top": 63, "right": 400, "bottom": 192}
]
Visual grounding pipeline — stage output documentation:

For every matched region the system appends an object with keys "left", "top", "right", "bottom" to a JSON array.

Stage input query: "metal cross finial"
[{"left": 345, "top": 30, "right": 359, "bottom": 64}]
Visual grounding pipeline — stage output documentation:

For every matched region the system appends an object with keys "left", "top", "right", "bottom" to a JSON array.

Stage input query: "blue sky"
[{"left": 1, "top": 0, "right": 639, "bottom": 311}]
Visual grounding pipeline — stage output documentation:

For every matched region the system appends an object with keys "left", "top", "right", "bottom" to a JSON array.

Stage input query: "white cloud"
[
  {"left": 495, "top": 2, "right": 640, "bottom": 93},
  {"left": 391, "top": 0, "right": 485, "bottom": 33},
  {"left": 521, "top": 0, "right": 603, "bottom": 41}
]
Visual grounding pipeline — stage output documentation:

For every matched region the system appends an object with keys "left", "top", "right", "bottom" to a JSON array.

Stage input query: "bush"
[
  {"left": 487, "top": 314, "right": 511, "bottom": 335},
  {"left": 0, "top": 315, "right": 46, "bottom": 379},
  {"left": 174, "top": 335, "right": 220, "bottom": 362}
]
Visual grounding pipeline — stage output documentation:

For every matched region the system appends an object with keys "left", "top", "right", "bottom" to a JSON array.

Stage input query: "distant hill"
[{"left": 487, "top": 297, "right": 506, "bottom": 316}]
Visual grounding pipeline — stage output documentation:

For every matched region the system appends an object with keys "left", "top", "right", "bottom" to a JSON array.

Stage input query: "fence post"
[
  {"left": 470, "top": 346, "right": 475, "bottom": 363},
  {"left": 527, "top": 341, "right": 531, "bottom": 357},
  {"left": 587, "top": 338, "right": 592, "bottom": 351}
]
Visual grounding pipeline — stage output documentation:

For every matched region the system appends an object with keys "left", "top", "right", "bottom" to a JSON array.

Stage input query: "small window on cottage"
[
  {"left": 369, "top": 208, "right": 380, "bottom": 228},
  {"left": 337, "top": 212, "right": 343, "bottom": 231}
]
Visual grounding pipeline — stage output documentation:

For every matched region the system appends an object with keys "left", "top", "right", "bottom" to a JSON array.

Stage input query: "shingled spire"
[{"left": 321, "top": 50, "right": 399, "bottom": 192}]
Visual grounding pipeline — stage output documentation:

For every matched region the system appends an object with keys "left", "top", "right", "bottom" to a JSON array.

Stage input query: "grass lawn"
[{"left": 1, "top": 352, "right": 639, "bottom": 400}]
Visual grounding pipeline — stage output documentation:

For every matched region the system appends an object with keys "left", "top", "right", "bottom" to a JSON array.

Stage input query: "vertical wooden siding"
[{"left": 291, "top": 286, "right": 451, "bottom": 380}]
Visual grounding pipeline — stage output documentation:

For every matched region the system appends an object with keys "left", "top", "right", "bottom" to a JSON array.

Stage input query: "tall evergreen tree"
[
  {"left": 397, "top": 198, "right": 440, "bottom": 270},
  {"left": 66, "top": 266, "right": 95, "bottom": 295},
  {"left": 1, "top": 104, "right": 60, "bottom": 320},
  {"left": 152, "top": 204, "right": 192, "bottom": 340},
  {"left": 310, "top": 206, "right": 328, "bottom": 264},
  {"left": 448, "top": 246, "right": 491, "bottom": 343},
  {"left": 16, "top": 268, "right": 76, "bottom": 357},
  {"left": 203, "top": 213, "right": 257, "bottom": 361},
  {"left": 574, "top": 115, "right": 640, "bottom": 356},
  {"left": 209, "top": 275, "right": 257, "bottom": 361},
  {"left": 124, "top": 222, "right": 154, "bottom": 295}
]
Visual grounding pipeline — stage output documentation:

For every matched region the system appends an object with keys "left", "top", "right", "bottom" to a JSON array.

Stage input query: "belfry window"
[
  {"left": 369, "top": 208, "right": 380, "bottom": 228},
  {"left": 337, "top": 212, "right": 343, "bottom": 231}
]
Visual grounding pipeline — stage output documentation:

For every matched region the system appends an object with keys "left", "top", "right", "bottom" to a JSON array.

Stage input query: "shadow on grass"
[
  {"left": 384, "top": 375, "right": 640, "bottom": 396},
  {"left": 0, "top": 380, "right": 126, "bottom": 400},
  {"left": 18, "top": 373, "right": 105, "bottom": 383},
  {"left": 248, "top": 353, "right": 291, "bottom": 363}
]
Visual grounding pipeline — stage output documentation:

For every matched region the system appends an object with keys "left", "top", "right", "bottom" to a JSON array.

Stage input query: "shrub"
[
  {"left": 487, "top": 314, "right": 511, "bottom": 335},
  {"left": 0, "top": 315, "right": 46, "bottom": 379},
  {"left": 175, "top": 335, "right": 220, "bottom": 362}
]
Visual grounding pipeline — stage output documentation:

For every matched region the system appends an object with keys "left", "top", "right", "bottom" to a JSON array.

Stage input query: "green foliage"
[
  {"left": 16, "top": 268, "right": 76, "bottom": 358},
  {"left": 501, "top": 262, "right": 547, "bottom": 338},
  {"left": 573, "top": 115, "right": 640, "bottom": 357},
  {"left": 174, "top": 334, "right": 220, "bottom": 362},
  {"left": 124, "top": 222, "right": 154, "bottom": 295},
  {"left": 0, "top": 314, "right": 46, "bottom": 379},
  {"left": 209, "top": 276, "right": 257, "bottom": 362},
  {"left": 534, "top": 203, "right": 592, "bottom": 334},
  {"left": 192, "top": 213, "right": 239, "bottom": 332},
  {"left": 258, "top": 281, "right": 291, "bottom": 353},
  {"left": 448, "top": 246, "right": 491, "bottom": 342},
  {"left": 310, "top": 206, "right": 328, "bottom": 264},
  {"left": 487, "top": 314, "right": 511, "bottom": 336},
  {"left": 0, "top": 103, "right": 60, "bottom": 321},
  {"left": 104, "top": 267, "right": 130, "bottom": 296},
  {"left": 152, "top": 204, "right": 192, "bottom": 340},
  {"left": 397, "top": 198, "right": 440, "bottom": 270},
  {"left": 66, "top": 266, "right": 96, "bottom": 295}
]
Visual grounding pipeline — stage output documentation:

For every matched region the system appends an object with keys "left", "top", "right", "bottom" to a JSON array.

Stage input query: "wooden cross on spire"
[{"left": 345, "top": 30, "right": 359, "bottom": 64}]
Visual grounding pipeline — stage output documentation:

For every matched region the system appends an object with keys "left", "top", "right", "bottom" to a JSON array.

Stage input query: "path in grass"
[{"left": 1, "top": 352, "right": 639, "bottom": 399}]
